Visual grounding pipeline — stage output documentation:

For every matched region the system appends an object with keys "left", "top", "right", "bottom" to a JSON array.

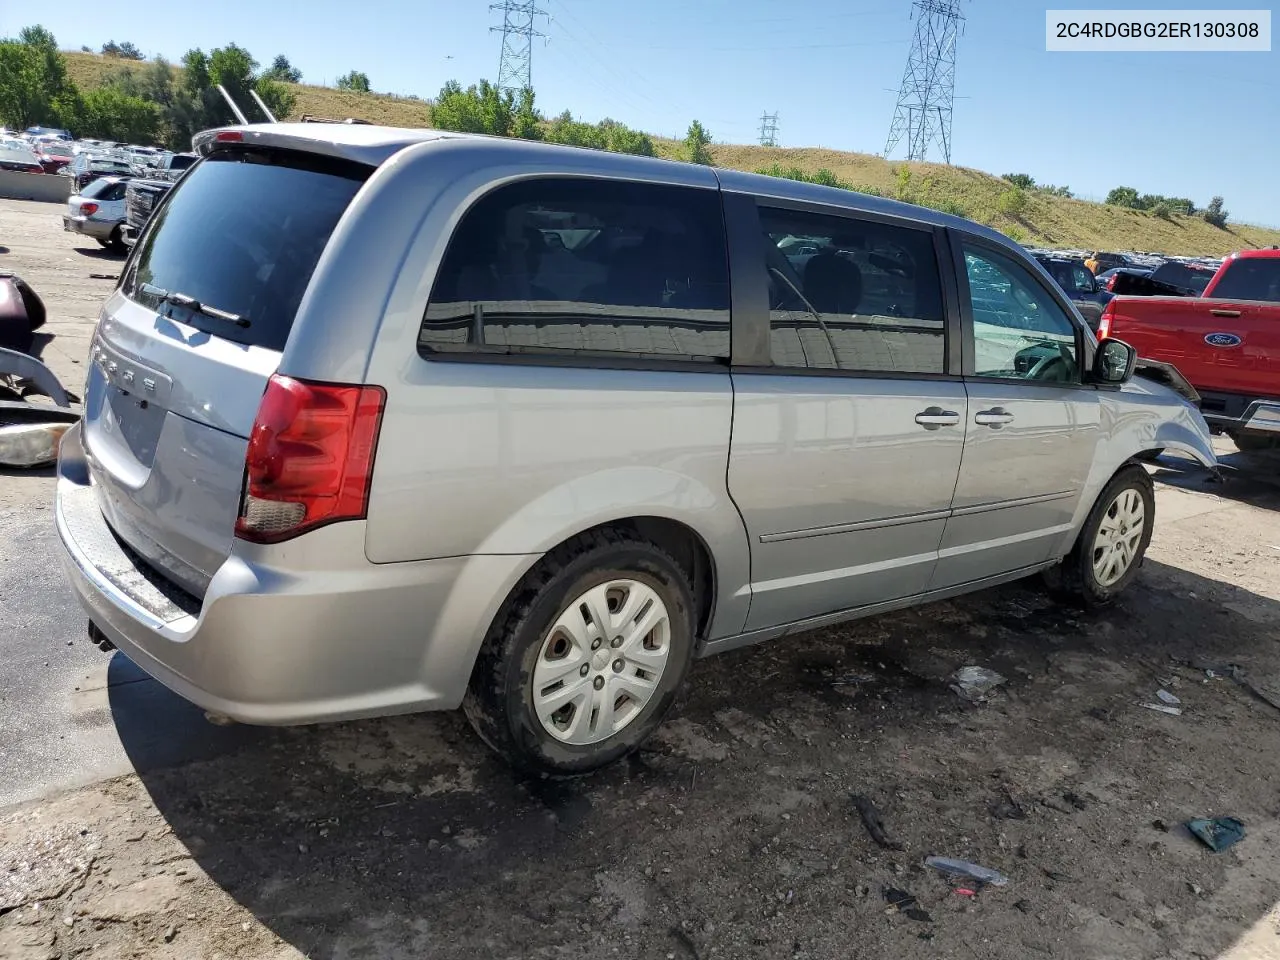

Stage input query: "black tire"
[
  {"left": 463, "top": 529, "right": 696, "bottom": 777},
  {"left": 1044, "top": 465, "right": 1155, "bottom": 606},
  {"left": 107, "top": 226, "right": 127, "bottom": 254},
  {"left": 96, "top": 238, "right": 110, "bottom": 249},
  {"left": 1231, "top": 432, "right": 1279, "bottom": 453}
]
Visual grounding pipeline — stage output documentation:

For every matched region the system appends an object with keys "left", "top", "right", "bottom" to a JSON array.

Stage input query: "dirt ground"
[{"left": 4, "top": 199, "right": 1280, "bottom": 960}]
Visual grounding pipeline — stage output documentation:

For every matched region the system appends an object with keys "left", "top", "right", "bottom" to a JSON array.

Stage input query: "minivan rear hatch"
[{"left": 84, "top": 146, "right": 370, "bottom": 597}]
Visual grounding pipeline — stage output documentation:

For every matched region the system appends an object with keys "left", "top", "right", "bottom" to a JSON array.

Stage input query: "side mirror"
[{"left": 1093, "top": 337, "right": 1136, "bottom": 385}]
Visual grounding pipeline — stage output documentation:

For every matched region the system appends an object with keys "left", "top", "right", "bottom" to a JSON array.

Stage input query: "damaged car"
[{"left": 55, "top": 126, "right": 1216, "bottom": 776}]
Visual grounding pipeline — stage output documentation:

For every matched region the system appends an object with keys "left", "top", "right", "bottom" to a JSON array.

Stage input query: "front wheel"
[
  {"left": 463, "top": 530, "right": 696, "bottom": 777},
  {"left": 1045, "top": 465, "right": 1155, "bottom": 606}
]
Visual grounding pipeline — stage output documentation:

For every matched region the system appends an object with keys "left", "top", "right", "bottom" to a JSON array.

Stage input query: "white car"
[{"left": 62, "top": 176, "right": 130, "bottom": 252}]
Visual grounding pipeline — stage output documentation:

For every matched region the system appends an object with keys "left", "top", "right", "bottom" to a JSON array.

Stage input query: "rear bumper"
[
  {"left": 62, "top": 215, "right": 117, "bottom": 241},
  {"left": 54, "top": 422, "right": 536, "bottom": 725},
  {"left": 1200, "top": 394, "right": 1280, "bottom": 436}
]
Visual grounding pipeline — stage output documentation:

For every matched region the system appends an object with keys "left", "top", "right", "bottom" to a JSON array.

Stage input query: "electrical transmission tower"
[
  {"left": 490, "top": 1, "right": 548, "bottom": 93},
  {"left": 759, "top": 111, "right": 779, "bottom": 147},
  {"left": 884, "top": 0, "right": 965, "bottom": 164}
]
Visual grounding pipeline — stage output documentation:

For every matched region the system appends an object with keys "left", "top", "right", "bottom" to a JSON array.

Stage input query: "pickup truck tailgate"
[{"left": 1106, "top": 296, "right": 1280, "bottom": 398}]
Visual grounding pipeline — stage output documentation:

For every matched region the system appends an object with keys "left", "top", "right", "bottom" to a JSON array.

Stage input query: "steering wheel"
[{"left": 1024, "top": 343, "right": 1076, "bottom": 381}]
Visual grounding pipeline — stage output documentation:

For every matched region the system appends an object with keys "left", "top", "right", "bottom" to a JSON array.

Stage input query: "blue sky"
[{"left": 8, "top": 0, "right": 1278, "bottom": 225}]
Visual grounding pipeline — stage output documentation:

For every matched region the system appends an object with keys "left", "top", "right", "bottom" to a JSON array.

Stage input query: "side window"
[
  {"left": 1070, "top": 264, "right": 1096, "bottom": 294},
  {"left": 962, "top": 242, "right": 1080, "bottom": 383},
  {"left": 420, "top": 178, "right": 730, "bottom": 361},
  {"left": 758, "top": 206, "right": 946, "bottom": 374}
]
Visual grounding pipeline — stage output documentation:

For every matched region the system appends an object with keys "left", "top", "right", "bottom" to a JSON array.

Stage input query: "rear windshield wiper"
[{"left": 139, "top": 283, "right": 252, "bottom": 328}]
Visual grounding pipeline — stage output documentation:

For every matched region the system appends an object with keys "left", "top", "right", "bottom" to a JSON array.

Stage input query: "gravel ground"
[{"left": 4, "top": 198, "right": 1280, "bottom": 960}]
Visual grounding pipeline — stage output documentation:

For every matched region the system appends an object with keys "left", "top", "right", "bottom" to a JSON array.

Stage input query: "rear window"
[
  {"left": 1210, "top": 259, "right": 1280, "bottom": 302},
  {"left": 169, "top": 154, "right": 196, "bottom": 171},
  {"left": 121, "top": 148, "right": 370, "bottom": 351},
  {"left": 79, "top": 178, "right": 114, "bottom": 199}
]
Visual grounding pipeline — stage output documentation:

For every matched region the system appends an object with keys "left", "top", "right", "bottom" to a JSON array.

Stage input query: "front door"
[
  {"left": 727, "top": 200, "right": 965, "bottom": 631},
  {"left": 932, "top": 238, "right": 1100, "bottom": 588}
]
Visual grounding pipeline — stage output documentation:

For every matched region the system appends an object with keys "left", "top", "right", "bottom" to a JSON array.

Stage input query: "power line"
[
  {"left": 884, "top": 0, "right": 966, "bottom": 164},
  {"left": 490, "top": 1, "right": 548, "bottom": 93},
  {"left": 759, "top": 112, "right": 779, "bottom": 147}
]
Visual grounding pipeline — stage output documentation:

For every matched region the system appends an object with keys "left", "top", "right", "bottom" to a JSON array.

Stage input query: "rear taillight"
[
  {"left": 1098, "top": 300, "right": 1116, "bottom": 339},
  {"left": 80, "top": 202, "right": 99, "bottom": 216},
  {"left": 234, "top": 375, "right": 386, "bottom": 544}
]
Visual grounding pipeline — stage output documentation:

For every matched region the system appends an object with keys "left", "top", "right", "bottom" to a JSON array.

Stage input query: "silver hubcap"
[
  {"left": 1092, "top": 488, "right": 1146, "bottom": 587},
  {"left": 532, "top": 579, "right": 671, "bottom": 745}
]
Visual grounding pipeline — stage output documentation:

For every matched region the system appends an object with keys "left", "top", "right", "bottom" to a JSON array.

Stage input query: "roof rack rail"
[{"left": 299, "top": 115, "right": 373, "bottom": 125}]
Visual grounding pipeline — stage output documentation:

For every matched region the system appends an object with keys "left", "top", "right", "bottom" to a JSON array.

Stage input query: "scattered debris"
[
  {"left": 924, "top": 857, "right": 1009, "bottom": 887},
  {"left": 1014, "top": 900, "right": 1033, "bottom": 914},
  {"left": 1041, "top": 868, "right": 1077, "bottom": 883},
  {"left": 1157, "top": 689, "right": 1181, "bottom": 705},
  {"left": 88, "top": 273, "right": 118, "bottom": 281},
  {"left": 1152, "top": 819, "right": 1170, "bottom": 832},
  {"left": 1187, "top": 817, "right": 1245, "bottom": 853},
  {"left": 883, "top": 887, "right": 932, "bottom": 922},
  {"left": 1062, "top": 792, "right": 1088, "bottom": 811},
  {"left": 852, "top": 794, "right": 905, "bottom": 851},
  {"left": 989, "top": 790, "right": 1027, "bottom": 820},
  {"left": 949, "top": 667, "right": 1007, "bottom": 703},
  {"left": 954, "top": 888, "right": 976, "bottom": 897},
  {"left": 1140, "top": 702, "right": 1183, "bottom": 716},
  {"left": 831, "top": 673, "right": 876, "bottom": 687}
]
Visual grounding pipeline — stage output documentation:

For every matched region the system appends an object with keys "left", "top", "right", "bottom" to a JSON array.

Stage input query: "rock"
[
  {"left": 164, "top": 925, "right": 178, "bottom": 943},
  {"left": 88, "top": 875, "right": 184, "bottom": 922}
]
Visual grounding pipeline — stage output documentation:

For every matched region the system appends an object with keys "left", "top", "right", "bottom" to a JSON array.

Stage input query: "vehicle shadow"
[
  {"left": 116, "top": 558, "right": 1280, "bottom": 959},
  {"left": 71, "top": 245, "right": 126, "bottom": 261},
  {"left": 1152, "top": 449, "right": 1280, "bottom": 509}
]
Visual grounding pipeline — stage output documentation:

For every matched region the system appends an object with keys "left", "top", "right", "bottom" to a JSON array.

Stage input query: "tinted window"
[
  {"left": 1207, "top": 259, "right": 1280, "bottom": 302},
  {"left": 758, "top": 206, "right": 946, "bottom": 374},
  {"left": 121, "top": 148, "right": 368, "bottom": 352},
  {"left": 169, "top": 154, "right": 196, "bottom": 171},
  {"left": 963, "top": 242, "right": 1079, "bottom": 383},
  {"left": 421, "top": 178, "right": 730, "bottom": 361}
]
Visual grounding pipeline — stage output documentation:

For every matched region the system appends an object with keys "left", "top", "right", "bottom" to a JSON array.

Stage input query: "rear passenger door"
[
  {"left": 725, "top": 196, "right": 966, "bottom": 631},
  {"left": 930, "top": 236, "right": 1099, "bottom": 589}
]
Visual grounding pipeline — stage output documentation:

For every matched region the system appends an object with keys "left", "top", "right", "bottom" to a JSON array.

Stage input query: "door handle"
[
  {"left": 975, "top": 407, "right": 1015, "bottom": 428},
  {"left": 914, "top": 407, "right": 961, "bottom": 430},
  {"left": 1210, "top": 308, "right": 1242, "bottom": 318}
]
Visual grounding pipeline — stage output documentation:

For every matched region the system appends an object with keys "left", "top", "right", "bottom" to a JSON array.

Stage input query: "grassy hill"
[{"left": 64, "top": 51, "right": 1280, "bottom": 257}]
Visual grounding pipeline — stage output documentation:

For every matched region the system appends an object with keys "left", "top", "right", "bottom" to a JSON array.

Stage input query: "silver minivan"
[{"left": 55, "top": 125, "right": 1216, "bottom": 775}]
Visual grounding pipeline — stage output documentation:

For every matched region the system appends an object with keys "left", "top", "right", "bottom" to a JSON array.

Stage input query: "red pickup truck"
[{"left": 1099, "top": 249, "right": 1280, "bottom": 450}]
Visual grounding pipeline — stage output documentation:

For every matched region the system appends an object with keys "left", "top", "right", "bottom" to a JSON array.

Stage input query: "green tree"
[
  {"left": 603, "top": 122, "right": 653, "bottom": 156},
  {"left": 1002, "top": 173, "right": 1036, "bottom": 190},
  {"left": 0, "top": 26, "right": 74, "bottom": 129},
  {"left": 1105, "top": 186, "right": 1141, "bottom": 208},
  {"left": 264, "top": 54, "right": 301, "bottom": 84},
  {"left": 511, "top": 86, "right": 541, "bottom": 140},
  {"left": 684, "top": 119, "right": 712, "bottom": 165},
  {"left": 1202, "top": 196, "right": 1229, "bottom": 228},
  {"left": 78, "top": 87, "right": 160, "bottom": 142},
  {"left": 117, "top": 42, "right": 144, "bottom": 61},
  {"left": 102, "top": 40, "right": 121, "bottom": 57},
  {"left": 432, "top": 80, "right": 513, "bottom": 136},
  {"left": 336, "top": 71, "right": 370, "bottom": 93}
]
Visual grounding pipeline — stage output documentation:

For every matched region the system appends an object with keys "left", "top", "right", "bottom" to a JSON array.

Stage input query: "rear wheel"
[
  {"left": 1045, "top": 465, "right": 1155, "bottom": 606},
  {"left": 107, "top": 226, "right": 127, "bottom": 254},
  {"left": 463, "top": 529, "right": 696, "bottom": 777}
]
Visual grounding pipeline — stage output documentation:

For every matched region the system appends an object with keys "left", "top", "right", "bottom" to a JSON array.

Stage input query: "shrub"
[
  {"left": 997, "top": 187, "right": 1028, "bottom": 218},
  {"left": 1152, "top": 200, "right": 1174, "bottom": 221},
  {"left": 684, "top": 120, "right": 712, "bottom": 165},
  {"left": 1002, "top": 173, "right": 1035, "bottom": 190},
  {"left": 1202, "top": 196, "right": 1229, "bottom": 228}
]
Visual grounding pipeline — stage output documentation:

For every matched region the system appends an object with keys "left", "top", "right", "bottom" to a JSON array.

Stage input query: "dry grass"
[{"left": 64, "top": 51, "right": 1279, "bottom": 256}]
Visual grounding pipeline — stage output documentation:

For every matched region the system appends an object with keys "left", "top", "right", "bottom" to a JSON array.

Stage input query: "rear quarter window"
[{"left": 121, "top": 148, "right": 370, "bottom": 352}]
